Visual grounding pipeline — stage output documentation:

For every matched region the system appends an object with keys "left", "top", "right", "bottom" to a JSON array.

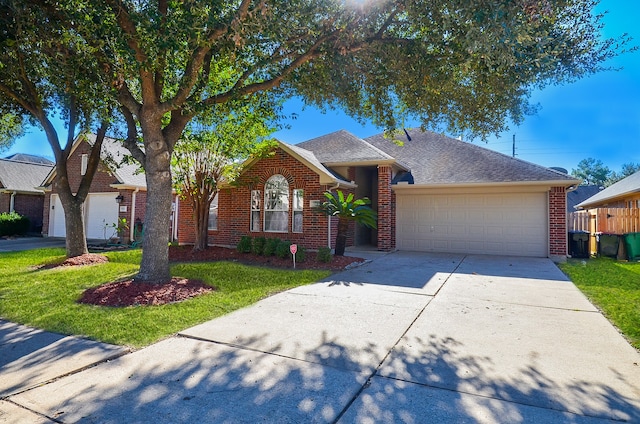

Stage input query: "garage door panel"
[{"left": 396, "top": 191, "right": 548, "bottom": 257}]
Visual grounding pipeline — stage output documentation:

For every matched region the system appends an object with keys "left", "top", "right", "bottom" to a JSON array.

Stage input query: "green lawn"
[
  {"left": 0, "top": 248, "right": 330, "bottom": 348},
  {"left": 559, "top": 258, "right": 640, "bottom": 350}
]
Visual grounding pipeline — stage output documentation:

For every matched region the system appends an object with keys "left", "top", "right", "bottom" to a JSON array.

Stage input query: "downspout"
[
  {"left": 10, "top": 191, "right": 16, "bottom": 213},
  {"left": 129, "top": 187, "right": 139, "bottom": 242},
  {"left": 326, "top": 183, "right": 341, "bottom": 248}
]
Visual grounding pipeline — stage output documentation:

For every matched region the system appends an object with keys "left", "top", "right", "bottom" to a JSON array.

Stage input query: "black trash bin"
[
  {"left": 596, "top": 233, "right": 619, "bottom": 258},
  {"left": 568, "top": 231, "right": 590, "bottom": 258}
]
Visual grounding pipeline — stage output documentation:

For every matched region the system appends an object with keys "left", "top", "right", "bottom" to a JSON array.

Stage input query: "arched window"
[{"left": 264, "top": 175, "right": 289, "bottom": 232}]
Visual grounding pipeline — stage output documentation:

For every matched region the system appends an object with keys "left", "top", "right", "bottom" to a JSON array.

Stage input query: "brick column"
[
  {"left": 377, "top": 165, "right": 393, "bottom": 251},
  {"left": 549, "top": 186, "right": 567, "bottom": 261}
]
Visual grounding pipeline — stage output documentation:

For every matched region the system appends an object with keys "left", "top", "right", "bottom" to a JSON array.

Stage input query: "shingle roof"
[
  {"left": 0, "top": 158, "right": 52, "bottom": 194},
  {"left": 576, "top": 171, "right": 640, "bottom": 209},
  {"left": 364, "top": 129, "right": 577, "bottom": 185},
  {"left": 84, "top": 134, "right": 146, "bottom": 188},
  {"left": 568, "top": 185, "right": 604, "bottom": 211},
  {"left": 278, "top": 141, "right": 355, "bottom": 187},
  {"left": 298, "top": 130, "right": 395, "bottom": 164},
  {"left": 3, "top": 153, "right": 53, "bottom": 165}
]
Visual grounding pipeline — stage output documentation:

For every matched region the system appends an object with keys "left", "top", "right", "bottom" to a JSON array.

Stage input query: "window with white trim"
[
  {"left": 292, "top": 189, "right": 303, "bottom": 233},
  {"left": 81, "top": 154, "right": 88, "bottom": 176},
  {"left": 264, "top": 175, "right": 289, "bottom": 233},
  {"left": 250, "top": 190, "right": 261, "bottom": 232},
  {"left": 208, "top": 193, "right": 218, "bottom": 230}
]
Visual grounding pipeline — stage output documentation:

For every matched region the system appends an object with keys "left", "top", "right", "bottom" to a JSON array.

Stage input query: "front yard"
[
  {"left": 0, "top": 248, "right": 331, "bottom": 348},
  {"left": 559, "top": 258, "right": 640, "bottom": 350}
]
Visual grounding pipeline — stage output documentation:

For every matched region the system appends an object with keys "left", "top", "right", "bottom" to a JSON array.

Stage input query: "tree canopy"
[
  {"left": 571, "top": 157, "right": 611, "bottom": 186},
  {"left": 3, "top": 0, "right": 627, "bottom": 283}
]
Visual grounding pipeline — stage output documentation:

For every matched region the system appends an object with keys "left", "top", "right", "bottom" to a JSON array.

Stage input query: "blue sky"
[{"left": 4, "top": 0, "right": 639, "bottom": 174}]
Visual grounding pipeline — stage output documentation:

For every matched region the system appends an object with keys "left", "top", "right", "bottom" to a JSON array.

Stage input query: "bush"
[
  {"left": 263, "top": 237, "right": 280, "bottom": 256},
  {"left": 276, "top": 240, "right": 292, "bottom": 259},
  {"left": 252, "top": 237, "right": 266, "bottom": 255},
  {"left": 295, "top": 246, "right": 307, "bottom": 263},
  {"left": 0, "top": 212, "right": 30, "bottom": 236},
  {"left": 236, "top": 235, "right": 252, "bottom": 253},
  {"left": 317, "top": 246, "right": 332, "bottom": 263}
]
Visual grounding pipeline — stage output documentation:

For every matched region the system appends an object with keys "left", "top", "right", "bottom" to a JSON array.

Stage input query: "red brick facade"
[
  {"left": 549, "top": 186, "right": 568, "bottom": 257},
  {"left": 43, "top": 139, "right": 147, "bottom": 242},
  {"left": 0, "top": 192, "right": 44, "bottom": 232}
]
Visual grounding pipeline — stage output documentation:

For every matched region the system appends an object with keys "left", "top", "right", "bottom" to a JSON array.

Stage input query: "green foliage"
[
  {"left": 252, "top": 237, "right": 266, "bottom": 255},
  {"left": 319, "top": 190, "right": 378, "bottom": 229},
  {"left": 0, "top": 113, "right": 24, "bottom": 151},
  {"left": 0, "top": 212, "right": 30, "bottom": 236},
  {"left": 317, "top": 247, "right": 332, "bottom": 263},
  {"left": 608, "top": 162, "right": 640, "bottom": 186},
  {"left": 571, "top": 158, "right": 612, "bottom": 186},
  {"left": 295, "top": 246, "right": 307, "bottom": 263},
  {"left": 263, "top": 238, "right": 280, "bottom": 257},
  {"left": 237, "top": 235, "right": 252, "bottom": 253},
  {"left": 0, "top": 248, "right": 330, "bottom": 348},
  {"left": 559, "top": 258, "right": 640, "bottom": 350},
  {"left": 275, "top": 240, "right": 292, "bottom": 259}
]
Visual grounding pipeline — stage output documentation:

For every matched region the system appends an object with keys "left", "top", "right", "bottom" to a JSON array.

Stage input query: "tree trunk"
[
  {"left": 335, "top": 217, "right": 349, "bottom": 256},
  {"left": 136, "top": 132, "right": 173, "bottom": 284},
  {"left": 193, "top": 199, "right": 209, "bottom": 252},
  {"left": 61, "top": 198, "right": 88, "bottom": 257}
]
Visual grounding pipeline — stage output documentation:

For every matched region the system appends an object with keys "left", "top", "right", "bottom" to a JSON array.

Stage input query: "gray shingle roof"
[
  {"left": 0, "top": 158, "right": 52, "bottom": 194},
  {"left": 298, "top": 130, "right": 395, "bottom": 164},
  {"left": 85, "top": 134, "right": 146, "bottom": 188},
  {"left": 576, "top": 171, "right": 640, "bottom": 208},
  {"left": 365, "top": 129, "right": 577, "bottom": 185},
  {"left": 4, "top": 153, "right": 53, "bottom": 165},
  {"left": 568, "top": 185, "right": 604, "bottom": 211}
]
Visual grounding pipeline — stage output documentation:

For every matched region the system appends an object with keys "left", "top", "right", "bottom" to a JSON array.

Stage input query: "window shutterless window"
[
  {"left": 251, "top": 190, "right": 261, "bottom": 232},
  {"left": 81, "top": 154, "right": 88, "bottom": 176},
  {"left": 264, "top": 175, "right": 289, "bottom": 233},
  {"left": 208, "top": 193, "right": 218, "bottom": 230},
  {"left": 293, "top": 189, "right": 303, "bottom": 233}
]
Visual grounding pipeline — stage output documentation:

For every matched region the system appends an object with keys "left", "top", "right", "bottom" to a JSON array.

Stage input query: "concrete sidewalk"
[{"left": 2, "top": 252, "right": 640, "bottom": 423}]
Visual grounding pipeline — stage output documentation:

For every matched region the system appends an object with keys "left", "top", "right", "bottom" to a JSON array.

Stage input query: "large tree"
[
  {"left": 571, "top": 157, "right": 612, "bottom": 186},
  {"left": 0, "top": 1, "right": 113, "bottom": 257},
  {"left": 32, "top": 0, "right": 625, "bottom": 283},
  {"left": 608, "top": 162, "right": 640, "bottom": 185}
]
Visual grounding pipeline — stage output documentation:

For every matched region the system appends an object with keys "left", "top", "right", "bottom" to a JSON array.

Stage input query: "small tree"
[{"left": 319, "top": 190, "right": 377, "bottom": 256}]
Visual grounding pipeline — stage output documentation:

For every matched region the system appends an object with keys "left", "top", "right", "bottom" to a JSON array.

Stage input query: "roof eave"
[
  {"left": 576, "top": 189, "right": 640, "bottom": 209},
  {"left": 322, "top": 159, "right": 409, "bottom": 171},
  {"left": 393, "top": 179, "right": 580, "bottom": 190}
]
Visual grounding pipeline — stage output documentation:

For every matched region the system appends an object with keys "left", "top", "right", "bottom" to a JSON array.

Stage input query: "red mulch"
[
  {"left": 79, "top": 277, "right": 214, "bottom": 307},
  {"left": 72, "top": 246, "right": 364, "bottom": 308},
  {"left": 168, "top": 245, "right": 365, "bottom": 271},
  {"left": 32, "top": 253, "right": 109, "bottom": 270}
]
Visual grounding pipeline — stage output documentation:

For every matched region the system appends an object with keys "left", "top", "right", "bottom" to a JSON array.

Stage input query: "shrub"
[
  {"left": 0, "top": 212, "right": 30, "bottom": 236},
  {"left": 236, "top": 235, "right": 252, "bottom": 253},
  {"left": 252, "top": 237, "right": 266, "bottom": 255},
  {"left": 263, "top": 237, "right": 280, "bottom": 256},
  {"left": 295, "top": 246, "right": 307, "bottom": 263},
  {"left": 276, "top": 240, "right": 292, "bottom": 259},
  {"left": 317, "top": 246, "right": 332, "bottom": 263}
]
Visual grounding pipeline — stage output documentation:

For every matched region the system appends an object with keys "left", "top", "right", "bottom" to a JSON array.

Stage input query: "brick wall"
[
  {"left": 0, "top": 193, "right": 10, "bottom": 213},
  {"left": 178, "top": 147, "right": 340, "bottom": 250},
  {"left": 549, "top": 186, "right": 568, "bottom": 257},
  {"left": 377, "top": 165, "right": 394, "bottom": 251}
]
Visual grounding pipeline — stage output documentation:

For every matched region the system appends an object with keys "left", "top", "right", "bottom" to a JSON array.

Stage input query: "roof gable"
[
  {"left": 577, "top": 171, "right": 640, "bottom": 208},
  {"left": 0, "top": 158, "right": 52, "bottom": 194},
  {"left": 297, "top": 130, "right": 395, "bottom": 165},
  {"left": 365, "top": 129, "right": 578, "bottom": 186}
]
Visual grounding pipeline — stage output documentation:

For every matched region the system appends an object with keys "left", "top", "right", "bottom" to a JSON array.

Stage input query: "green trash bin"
[
  {"left": 623, "top": 232, "right": 640, "bottom": 261},
  {"left": 597, "top": 233, "right": 619, "bottom": 258}
]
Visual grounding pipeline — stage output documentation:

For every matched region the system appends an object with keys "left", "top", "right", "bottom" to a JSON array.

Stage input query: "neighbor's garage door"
[
  {"left": 396, "top": 191, "right": 548, "bottom": 257},
  {"left": 48, "top": 193, "right": 118, "bottom": 240}
]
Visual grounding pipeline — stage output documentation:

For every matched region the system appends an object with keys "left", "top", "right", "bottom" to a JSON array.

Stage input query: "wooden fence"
[{"left": 568, "top": 208, "right": 640, "bottom": 234}]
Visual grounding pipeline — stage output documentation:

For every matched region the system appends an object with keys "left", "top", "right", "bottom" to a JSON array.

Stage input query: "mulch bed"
[{"left": 70, "top": 246, "right": 364, "bottom": 307}]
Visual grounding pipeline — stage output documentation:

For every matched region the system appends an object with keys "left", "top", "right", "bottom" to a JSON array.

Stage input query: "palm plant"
[{"left": 319, "top": 190, "right": 377, "bottom": 256}]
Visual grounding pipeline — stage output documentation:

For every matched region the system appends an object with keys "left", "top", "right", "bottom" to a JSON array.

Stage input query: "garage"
[
  {"left": 49, "top": 193, "right": 119, "bottom": 240},
  {"left": 395, "top": 189, "right": 548, "bottom": 257}
]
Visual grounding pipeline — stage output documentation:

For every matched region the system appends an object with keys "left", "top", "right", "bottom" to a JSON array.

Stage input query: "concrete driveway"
[
  {"left": 2, "top": 252, "right": 639, "bottom": 423},
  {"left": 0, "top": 237, "right": 65, "bottom": 252}
]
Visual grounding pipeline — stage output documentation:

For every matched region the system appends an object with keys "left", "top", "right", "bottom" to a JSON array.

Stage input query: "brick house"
[
  {"left": 0, "top": 156, "right": 53, "bottom": 233},
  {"left": 177, "top": 129, "right": 578, "bottom": 260},
  {"left": 40, "top": 134, "right": 154, "bottom": 243}
]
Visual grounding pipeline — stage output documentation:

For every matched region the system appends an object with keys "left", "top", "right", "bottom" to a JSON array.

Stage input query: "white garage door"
[
  {"left": 85, "top": 194, "right": 119, "bottom": 240},
  {"left": 396, "top": 191, "right": 548, "bottom": 257},
  {"left": 48, "top": 193, "right": 119, "bottom": 240}
]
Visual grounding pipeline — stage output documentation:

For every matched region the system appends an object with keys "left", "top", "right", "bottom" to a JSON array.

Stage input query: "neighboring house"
[
  {"left": 177, "top": 128, "right": 578, "bottom": 260},
  {"left": 567, "top": 185, "right": 604, "bottom": 212},
  {"left": 40, "top": 134, "right": 155, "bottom": 243},
  {"left": 0, "top": 157, "right": 53, "bottom": 233}
]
